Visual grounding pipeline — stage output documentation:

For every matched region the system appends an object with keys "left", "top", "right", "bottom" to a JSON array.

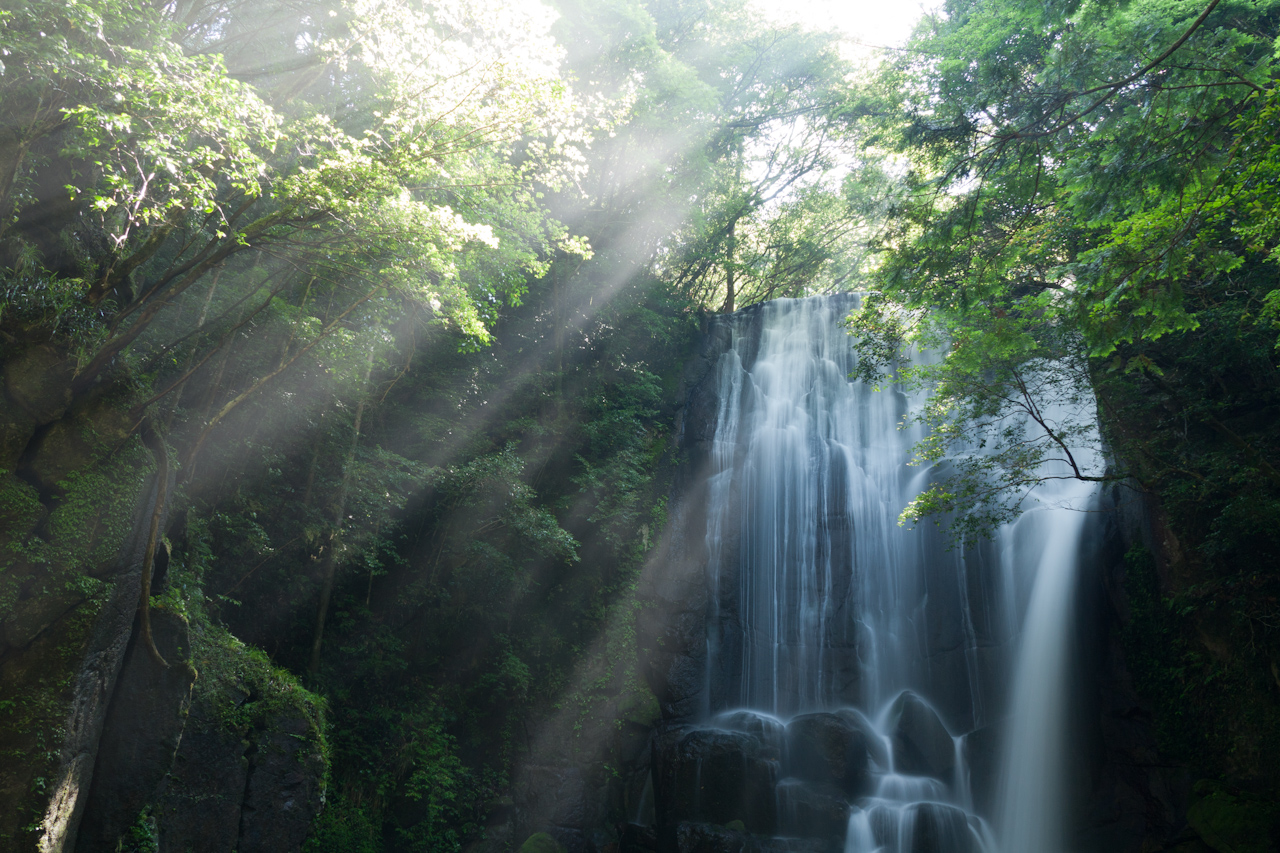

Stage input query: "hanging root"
[{"left": 139, "top": 421, "right": 170, "bottom": 668}]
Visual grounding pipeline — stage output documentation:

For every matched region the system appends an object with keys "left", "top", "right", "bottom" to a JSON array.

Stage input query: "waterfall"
[{"left": 659, "top": 294, "right": 1101, "bottom": 853}]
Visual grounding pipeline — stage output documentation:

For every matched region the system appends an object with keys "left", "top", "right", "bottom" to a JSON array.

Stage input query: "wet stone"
[
  {"left": 832, "top": 708, "right": 889, "bottom": 771},
  {"left": 906, "top": 803, "right": 975, "bottom": 853},
  {"left": 886, "top": 692, "right": 955, "bottom": 782},
  {"left": 785, "top": 712, "right": 870, "bottom": 796},
  {"left": 674, "top": 822, "right": 830, "bottom": 853},
  {"left": 775, "top": 778, "right": 850, "bottom": 841},
  {"left": 711, "top": 710, "right": 786, "bottom": 750},
  {"left": 653, "top": 727, "right": 779, "bottom": 835}
]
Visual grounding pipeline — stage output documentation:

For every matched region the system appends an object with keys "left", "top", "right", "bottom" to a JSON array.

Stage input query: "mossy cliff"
[
  {"left": 0, "top": 266, "right": 698, "bottom": 852},
  {"left": 1097, "top": 304, "right": 1280, "bottom": 852},
  {"left": 0, "top": 343, "right": 327, "bottom": 853}
]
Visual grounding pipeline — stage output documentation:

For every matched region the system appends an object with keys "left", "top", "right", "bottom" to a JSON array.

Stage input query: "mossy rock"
[
  {"left": 3, "top": 344, "right": 73, "bottom": 423},
  {"left": 0, "top": 595, "right": 101, "bottom": 847},
  {"left": 0, "top": 473, "right": 45, "bottom": 552},
  {"left": 518, "top": 832, "right": 567, "bottom": 853},
  {"left": 0, "top": 398, "right": 36, "bottom": 471},
  {"left": 26, "top": 398, "right": 136, "bottom": 497},
  {"left": 1187, "top": 784, "right": 1280, "bottom": 853},
  {"left": 617, "top": 685, "right": 661, "bottom": 728}
]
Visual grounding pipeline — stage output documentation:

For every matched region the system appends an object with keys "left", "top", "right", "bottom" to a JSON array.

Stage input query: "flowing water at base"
[{"left": 675, "top": 295, "right": 1099, "bottom": 853}]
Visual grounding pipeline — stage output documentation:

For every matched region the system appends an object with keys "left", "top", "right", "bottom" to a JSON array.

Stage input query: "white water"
[
  {"left": 997, "top": 477, "right": 1100, "bottom": 852},
  {"left": 691, "top": 295, "right": 1101, "bottom": 853}
]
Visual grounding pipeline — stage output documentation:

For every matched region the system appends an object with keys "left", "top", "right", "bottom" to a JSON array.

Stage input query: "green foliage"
[
  {"left": 1122, "top": 539, "right": 1280, "bottom": 784},
  {"left": 551, "top": 0, "right": 885, "bottom": 312},
  {"left": 304, "top": 798, "right": 380, "bottom": 853},
  {"left": 1120, "top": 545, "right": 1210, "bottom": 765},
  {"left": 1186, "top": 781, "right": 1280, "bottom": 853},
  {"left": 847, "top": 0, "right": 1280, "bottom": 813},
  {"left": 0, "top": 2, "right": 891, "bottom": 851},
  {"left": 0, "top": 596, "right": 102, "bottom": 849},
  {"left": 848, "top": 294, "right": 1112, "bottom": 538},
  {"left": 432, "top": 446, "right": 579, "bottom": 563},
  {"left": 118, "top": 807, "right": 159, "bottom": 853},
  {"left": 849, "top": 0, "right": 1280, "bottom": 534}
]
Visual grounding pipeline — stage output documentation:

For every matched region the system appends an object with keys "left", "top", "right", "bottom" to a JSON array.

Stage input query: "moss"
[
  {"left": 1120, "top": 545, "right": 1280, "bottom": 783},
  {"left": 0, "top": 474, "right": 48, "bottom": 620},
  {"left": 180, "top": 614, "right": 328, "bottom": 770},
  {"left": 44, "top": 441, "right": 151, "bottom": 576},
  {"left": 303, "top": 798, "right": 379, "bottom": 853},
  {"left": 26, "top": 396, "right": 136, "bottom": 497},
  {"left": 1, "top": 440, "right": 150, "bottom": 635},
  {"left": 161, "top": 531, "right": 329, "bottom": 772},
  {"left": 0, "top": 473, "right": 44, "bottom": 545},
  {"left": 1187, "top": 783, "right": 1280, "bottom": 853},
  {"left": 617, "top": 684, "right": 660, "bottom": 729},
  {"left": 518, "top": 832, "right": 566, "bottom": 853},
  {"left": 0, "top": 593, "right": 105, "bottom": 848}
]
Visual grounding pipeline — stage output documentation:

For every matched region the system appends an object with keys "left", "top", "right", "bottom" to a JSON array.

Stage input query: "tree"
[{"left": 850, "top": 0, "right": 1280, "bottom": 534}]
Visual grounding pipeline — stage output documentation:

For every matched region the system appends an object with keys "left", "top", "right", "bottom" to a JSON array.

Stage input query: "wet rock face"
[
  {"left": 155, "top": 699, "right": 324, "bottom": 853},
  {"left": 652, "top": 727, "right": 779, "bottom": 837},
  {"left": 510, "top": 764, "right": 611, "bottom": 853},
  {"left": 961, "top": 723, "right": 1003, "bottom": 819},
  {"left": 674, "top": 822, "right": 829, "bottom": 853},
  {"left": 147, "top": 653, "right": 325, "bottom": 853},
  {"left": 73, "top": 611, "right": 196, "bottom": 853},
  {"left": 712, "top": 710, "right": 786, "bottom": 747},
  {"left": 776, "top": 779, "right": 851, "bottom": 840},
  {"left": 910, "top": 803, "right": 974, "bottom": 853},
  {"left": 153, "top": 699, "right": 249, "bottom": 853},
  {"left": 640, "top": 605, "right": 709, "bottom": 721},
  {"left": 785, "top": 713, "right": 871, "bottom": 796},
  {"left": 237, "top": 711, "right": 326, "bottom": 853},
  {"left": 865, "top": 802, "right": 974, "bottom": 853},
  {"left": 4, "top": 344, "right": 74, "bottom": 424},
  {"left": 832, "top": 709, "right": 889, "bottom": 771},
  {"left": 886, "top": 692, "right": 955, "bottom": 782}
]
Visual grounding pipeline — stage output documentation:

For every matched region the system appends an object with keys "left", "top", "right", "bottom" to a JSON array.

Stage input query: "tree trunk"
[
  {"left": 307, "top": 349, "right": 375, "bottom": 675},
  {"left": 721, "top": 218, "right": 737, "bottom": 314}
]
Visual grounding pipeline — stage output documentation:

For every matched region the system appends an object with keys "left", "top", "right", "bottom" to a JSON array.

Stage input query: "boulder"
[
  {"left": 961, "top": 723, "right": 1003, "bottom": 818},
  {"left": 674, "top": 822, "right": 829, "bottom": 853},
  {"left": 4, "top": 344, "right": 74, "bottom": 423},
  {"left": 619, "top": 823, "right": 659, "bottom": 853},
  {"left": 712, "top": 710, "right": 786, "bottom": 751},
  {"left": 775, "top": 778, "right": 851, "bottom": 841},
  {"left": 653, "top": 727, "right": 778, "bottom": 836},
  {"left": 866, "top": 802, "right": 973, "bottom": 853},
  {"left": 675, "top": 821, "right": 746, "bottom": 853},
  {"left": 905, "top": 803, "right": 973, "bottom": 853},
  {"left": 832, "top": 708, "right": 889, "bottom": 770},
  {"left": 785, "top": 712, "right": 870, "bottom": 795},
  {"left": 886, "top": 692, "right": 954, "bottom": 781}
]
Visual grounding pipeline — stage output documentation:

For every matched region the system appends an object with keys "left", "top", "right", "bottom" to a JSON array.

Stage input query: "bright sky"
[{"left": 749, "top": 0, "right": 941, "bottom": 58}]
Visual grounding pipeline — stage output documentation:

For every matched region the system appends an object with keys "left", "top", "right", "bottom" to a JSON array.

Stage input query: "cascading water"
[{"left": 655, "top": 294, "right": 1102, "bottom": 853}]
